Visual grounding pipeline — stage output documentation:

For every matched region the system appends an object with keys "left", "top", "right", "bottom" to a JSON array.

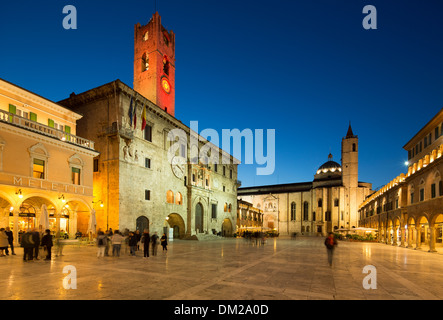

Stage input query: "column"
[
  {"left": 429, "top": 226, "right": 437, "bottom": 252},
  {"left": 392, "top": 228, "right": 398, "bottom": 246},
  {"left": 415, "top": 227, "right": 421, "bottom": 250},
  {"left": 13, "top": 209, "right": 19, "bottom": 246},
  {"left": 400, "top": 227, "right": 406, "bottom": 247},
  {"left": 408, "top": 227, "right": 414, "bottom": 248}
]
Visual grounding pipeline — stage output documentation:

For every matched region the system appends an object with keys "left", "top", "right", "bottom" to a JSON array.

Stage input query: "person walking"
[
  {"left": 55, "top": 230, "right": 65, "bottom": 257},
  {"left": 324, "top": 232, "right": 338, "bottom": 267},
  {"left": 40, "top": 229, "right": 53, "bottom": 261},
  {"left": 0, "top": 228, "right": 9, "bottom": 257},
  {"left": 5, "top": 227, "right": 15, "bottom": 255},
  {"left": 96, "top": 230, "right": 107, "bottom": 258},
  {"left": 160, "top": 233, "right": 168, "bottom": 252},
  {"left": 21, "top": 229, "right": 35, "bottom": 262},
  {"left": 142, "top": 230, "right": 150, "bottom": 258},
  {"left": 151, "top": 232, "right": 159, "bottom": 256},
  {"left": 111, "top": 230, "right": 124, "bottom": 257}
]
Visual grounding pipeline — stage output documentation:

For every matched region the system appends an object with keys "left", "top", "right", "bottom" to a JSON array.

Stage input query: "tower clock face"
[
  {"left": 161, "top": 76, "right": 171, "bottom": 94},
  {"left": 171, "top": 156, "right": 186, "bottom": 179}
]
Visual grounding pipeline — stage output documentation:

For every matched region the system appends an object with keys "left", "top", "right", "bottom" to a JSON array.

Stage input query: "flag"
[
  {"left": 141, "top": 104, "right": 147, "bottom": 131},
  {"left": 133, "top": 99, "right": 137, "bottom": 129},
  {"left": 128, "top": 96, "right": 134, "bottom": 126}
]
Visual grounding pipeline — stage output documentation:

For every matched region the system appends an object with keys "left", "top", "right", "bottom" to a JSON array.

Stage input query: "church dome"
[{"left": 316, "top": 153, "right": 342, "bottom": 175}]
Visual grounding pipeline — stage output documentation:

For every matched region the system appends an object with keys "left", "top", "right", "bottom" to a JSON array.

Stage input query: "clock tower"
[{"left": 134, "top": 12, "right": 175, "bottom": 117}]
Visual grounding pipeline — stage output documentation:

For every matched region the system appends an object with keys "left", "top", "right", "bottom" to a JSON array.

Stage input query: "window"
[
  {"left": 93, "top": 159, "right": 99, "bottom": 172},
  {"left": 410, "top": 192, "right": 414, "bottom": 204},
  {"left": 352, "top": 143, "right": 356, "bottom": 152},
  {"left": 419, "top": 188, "right": 424, "bottom": 202},
  {"left": 71, "top": 167, "right": 81, "bottom": 185},
  {"left": 318, "top": 199, "right": 323, "bottom": 208},
  {"left": 224, "top": 203, "right": 227, "bottom": 212},
  {"left": 303, "top": 202, "right": 309, "bottom": 221},
  {"left": 145, "top": 158, "right": 151, "bottom": 169},
  {"left": 214, "top": 164, "right": 218, "bottom": 172},
  {"left": 175, "top": 192, "right": 183, "bottom": 205},
  {"left": 436, "top": 127, "right": 440, "bottom": 140},
  {"left": 163, "top": 56, "right": 169, "bottom": 75},
  {"left": 290, "top": 202, "right": 296, "bottom": 221},
  {"left": 431, "top": 183, "right": 436, "bottom": 198},
  {"left": 212, "top": 204, "right": 217, "bottom": 219},
  {"left": 144, "top": 124, "right": 152, "bottom": 142},
  {"left": 325, "top": 211, "right": 331, "bottom": 221},
  {"left": 223, "top": 166, "right": 226, "bottom": 176},
  {"left": 166, "top": 190, "right": 174, "bottom": 203},
  {"left": 228, "top": 204, "right": 232, "bottom": 212},
  {"left": 145, "top": 190, "right": 151, "bottom": 201},
  {"left": 142, "top": 53, "right": 149, "bottom": 72},
  {"left": 440, "top": 181, "right": 443, "bottom": 197},
  {"left": 334, "top": 199, "right": 339, "bottom": 207},
  {"left": 33, "top": 159, "right": 45, "bottom": 179}
]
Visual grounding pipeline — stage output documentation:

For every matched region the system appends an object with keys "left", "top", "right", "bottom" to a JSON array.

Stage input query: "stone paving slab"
[{"left": 1, "top": 236, "right": 443, "bottom": 301}]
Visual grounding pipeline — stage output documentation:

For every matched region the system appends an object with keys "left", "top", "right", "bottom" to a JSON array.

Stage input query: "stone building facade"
[
  {"left": 59, "top": 13, "right": 239, "bottom": 238},
  {"left": 238, "top": 126, "right": 372, "bottom": 236},
  {"left": 0, "top": 78, "right": 98, "bottom": 243},
  {"left": 359, "top": 107, "right": 443, "bottom": 252}
]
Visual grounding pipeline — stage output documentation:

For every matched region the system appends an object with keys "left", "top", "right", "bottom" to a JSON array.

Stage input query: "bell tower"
[
  {"left": 134, "top": 12, "right": 175, "bottom": 116},
  {"left": 341, "top": 123, "right": 359, "bottom": 227}
]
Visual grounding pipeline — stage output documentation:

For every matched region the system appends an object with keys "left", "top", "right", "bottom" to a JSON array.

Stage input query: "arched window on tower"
[
  {"left": 163, "top": 56, "right": 169, "bottom": 76},
  {"left": 142, "top": 53, "right": 149, "bottom": 72},
  {"left": 290, "top": 202, "right": 296, "bottom": 221},
  {"left": 352, "top": 143, "right": 356, "bottom": 152}
]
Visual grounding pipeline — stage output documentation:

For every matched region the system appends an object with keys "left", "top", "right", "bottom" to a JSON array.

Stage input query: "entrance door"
[
  {"left": 136, "top": 216, "right": 149, "bottom": 233},
  {"left": 195, "top": 203, "right": 203, "bottom": 233}
]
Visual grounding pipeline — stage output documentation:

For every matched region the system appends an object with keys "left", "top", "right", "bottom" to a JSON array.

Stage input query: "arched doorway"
[
  {"left": 416, "top": 215, "right": 429, "bottom": 250},
  {"left": 195, "top": 202, "right": 203, "bottom": 233},
  {"left": 136, "top": 216, "right": 149, "bottom": 233},
  {"left": 434, "top": 214, "right": 443, "bottom": 251},
  {"left": 167, "top": 213, "right": 186, "bottom": 239},
  {"left": 221, "top": 218, "right": 233, "bottom": 237}
]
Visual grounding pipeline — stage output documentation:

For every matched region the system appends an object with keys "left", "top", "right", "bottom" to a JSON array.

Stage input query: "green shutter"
[
  {"left": 48, "top": 119, "right": 55, "bottom": 128},
  {"left": 30, "top": 112, "right": 37, "bottom": 122},
  {"left": 64, "top": 126, "right": 71, "bottom": 133},
  {"left": 8, "top": 104, "right": 16, "bottom": 114}
]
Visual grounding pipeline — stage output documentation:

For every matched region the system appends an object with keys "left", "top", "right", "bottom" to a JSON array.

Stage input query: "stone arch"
[
  {"left": 221, "top": 218, "right": 233, "bottom": 237},
  {"left": 136, "top": 216, "right": 149, "bottom": 233},
  {"left": 167, "top": 213, "right": 185, "bottom": 239}
]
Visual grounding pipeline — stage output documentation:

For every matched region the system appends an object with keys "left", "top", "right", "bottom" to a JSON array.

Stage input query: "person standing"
[
  {"left": 128, "top": 231, "right": 138, "bottom": 256},
  {"left": 111, "top": 230, "right": 124, "bottom": 257},
  {"left": 5, "top": 227, "right": 15, "bottom": 255},
  {"left": 142, "top": 230, "right": 150, "bottom": 258},
  {"left": 96, "top": 231, "right": 107, "bottom": 258},
  {"left": 40, "top": 229, "right": 53, "bottom": 261},
  {"left": 324, "top": 232, "right": 338, "bottom": 267},
  {"left": 151, "top": 232, "right": 159, "bottom": 256},
  {"left": 32, "top": 228, "right": 41, "bottom": 260},
  {"left": 21, "top": 229, "right": 35, "bottom": 262},
  {"left": 0, "top": 228, "right": 9, "bottom": 257},
  {"left": 160, "top": 233, "right": 168, "bottom": 252}
]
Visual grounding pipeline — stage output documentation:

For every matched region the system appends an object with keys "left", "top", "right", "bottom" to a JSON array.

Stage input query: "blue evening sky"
[{"left": 1, "top": 0, "right": 443, "bottom": 190}]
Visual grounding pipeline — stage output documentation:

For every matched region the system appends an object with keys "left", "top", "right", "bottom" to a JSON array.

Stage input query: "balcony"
[{"left": 0, "top": 109, "right": 95, "bottom": 150}]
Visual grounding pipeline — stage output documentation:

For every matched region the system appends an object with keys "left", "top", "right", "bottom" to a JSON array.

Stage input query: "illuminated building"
[
  {"left": 59, "top": 13, "right": 239, "bottom": 238},
  {"left": 359, "top": 107, "right": 443, "bottom": 252},
  {"left": 0, "top": 78, "right": 99, "bottom": 242},
  {"left": 238, "top": 125, "right": 372, "bottom": 236}
]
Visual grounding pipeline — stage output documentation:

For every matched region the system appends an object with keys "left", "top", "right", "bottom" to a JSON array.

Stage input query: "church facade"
[
  {"left": 238, "top": 126, "right": 372, "bottom": 236},
  {"left": 59, "top": 13, "right": 239, "bottom": 238}
]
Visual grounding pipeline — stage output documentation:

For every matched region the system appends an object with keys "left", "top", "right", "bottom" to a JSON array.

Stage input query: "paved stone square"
[{"left": 1, "top": 236, "right": 443, "bottom": 300}]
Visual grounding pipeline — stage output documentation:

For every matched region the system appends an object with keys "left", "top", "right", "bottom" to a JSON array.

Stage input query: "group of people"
[
  {"left": 0, "top": 227, "right": 58, "bottom": 261},
  {"left": 96, "top": 228, "right": 168, "bottom": 258}
]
